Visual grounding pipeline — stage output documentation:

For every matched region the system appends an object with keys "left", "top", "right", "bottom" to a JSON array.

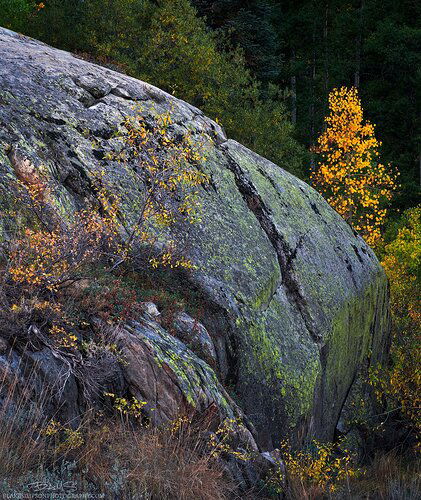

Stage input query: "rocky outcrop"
[
  {"left": 0, "top": 307, "right": 257, "bottom": 431},
  {"left": 172, "top": 312, "right": 217, "bottom": 365},
  {"left": 0, "top": 28, "right": 390, "bottom": 449},
  {"left": 115, "top": 317, "right": 243, "bottom": 427}
]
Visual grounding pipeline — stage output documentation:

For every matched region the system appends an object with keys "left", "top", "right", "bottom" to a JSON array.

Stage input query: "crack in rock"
[{"left": 222, "top": 147, "right": 322, "bottom": 345}]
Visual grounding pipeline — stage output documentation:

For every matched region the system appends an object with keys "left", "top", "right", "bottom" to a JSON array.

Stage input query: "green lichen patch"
[{"left": 127, "top": 319, "right": 235, "bottom": 417}]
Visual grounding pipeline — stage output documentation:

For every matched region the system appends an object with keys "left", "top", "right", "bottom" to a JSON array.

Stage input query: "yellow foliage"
[
  {"left": 104, "top": 393, "right": 148, "bottom": 419},
  {"left": 50, "top": 324, "right": 78, "bottom": 349},
  {"left": 98, "top": 107, "right": 209, "bottom": 269},
  {"left": 207, "top": 418, "right": 251, "bottom": 462},
  {"left": 279, "top": 439, "right": 359, "bottom": 494},
  {"left": 311, "top": 86, "right": 398, "bottom": 246},
  {"left": 371, "top": 206, "right": 421, "bottom": 448},
  {"left": 9, "top": 209, "right": 117, "bottom": 291},
  {"left": 42, "top": 419, "right": 84, "bottom": 454},
  {"left": 3, "top": 109, "right": 209, "bottom": 352}
]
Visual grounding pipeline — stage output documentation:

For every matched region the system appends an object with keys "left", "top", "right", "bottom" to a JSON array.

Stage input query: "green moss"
[
  {"left": 325, "top": 275, "right": 386, "bottom": 396},
  {"left": 251, "top": 266, "right": 280, "bottom": 310},
  {"left": 245, "top": 316, "right": 319, "bottom": 424}
]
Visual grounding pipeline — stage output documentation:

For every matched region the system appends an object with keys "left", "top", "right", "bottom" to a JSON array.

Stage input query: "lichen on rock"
[{"left": 0, "top": 27, "right": 390, "bottom": 450}]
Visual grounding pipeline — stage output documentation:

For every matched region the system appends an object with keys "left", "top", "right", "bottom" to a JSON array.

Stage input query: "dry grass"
[
  {"left": 0, "top": 356, "right": 51, "bottom": 482},
  {"left": 0, "top": 363, "right": 235, "bottom": 499},
  {"left": 285, "top": 480, "right": 326, "bottom": 500},
  {"left": 79, "top": 420, "right": 235, "bottom": 499},
  {"left": 2, "top": 352, "right": 420, "bottom": 499},
  {"left": 347, "top": 450, "right": 421, "bottom": 500}
]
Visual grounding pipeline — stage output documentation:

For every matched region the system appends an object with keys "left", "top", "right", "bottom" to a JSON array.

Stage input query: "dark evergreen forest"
[
  {"left": 2, "top": 0, "right": 419, "bottom": 210},
  {"left": 194, "top": 0, "right": 420, "bottom": 209}
]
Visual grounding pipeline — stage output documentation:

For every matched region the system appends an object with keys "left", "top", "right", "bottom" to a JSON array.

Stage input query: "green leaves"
[
  {"left": 0, "top": 0, "right": 32, "bottom": 32},
  {"left": 6, "top": 0, "right": 304, "bottom": 179}
]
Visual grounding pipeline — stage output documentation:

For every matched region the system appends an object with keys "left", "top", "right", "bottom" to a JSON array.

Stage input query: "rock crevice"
[
  {"left": 0, "top": 28, "right": 390, "bottom": 447},
  {"left": 222, "top": 145, "right": 322, "bottom": 346}
]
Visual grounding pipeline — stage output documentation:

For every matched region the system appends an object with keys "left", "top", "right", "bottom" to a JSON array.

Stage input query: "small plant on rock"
[{"left": 98, "top": 106, "right": 210, "bottom": 270}]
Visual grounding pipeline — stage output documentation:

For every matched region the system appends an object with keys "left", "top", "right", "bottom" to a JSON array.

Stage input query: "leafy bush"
[
  {"left": 0, "top": 106, "right": 209, "bottom": 347},
  {"left": 267, "top": 439, "right": 359, "bottom": 499},
  {"left": 3, "top": 0, "right": 305, "bottom": 177},
  {"left": 370, "top": 206, "right": 420, "bottom": 449},
  {"left": 98, "top": 107, "right": 209, "bottom": 270}
]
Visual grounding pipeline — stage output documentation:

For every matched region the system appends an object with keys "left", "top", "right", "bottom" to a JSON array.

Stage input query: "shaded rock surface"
[
  {"left": 0, "top": 28, "right": 390, "bottom": 448},
  {"left": 0, "top": 308, "right": 257, "bottom": 443},
  {"left": 172, "top": 311, "right": 217, "bottom": 365},
  {"left": 115, "top": 317, "right": 243, "bottom": 426}
]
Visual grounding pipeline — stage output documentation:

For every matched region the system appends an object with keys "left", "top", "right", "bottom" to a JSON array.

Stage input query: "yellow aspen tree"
[{"left": 311, "top": 86, "right": 398, "bottom": 247}]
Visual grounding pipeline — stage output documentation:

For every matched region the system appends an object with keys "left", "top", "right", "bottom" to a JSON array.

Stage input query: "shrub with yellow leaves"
[
  {"left": 207, "top": 417, "right": 251, "bottom": 462},
  {"left": 311, "top": 86, "right": 398, "bottom": 247},
  {"left": 42, "top": 419, "right": 84, "bottom": 455},
  {"left": 274, "top": 439, "right": 359, "bottom": 497},
  {"left": 7, "top": 208, "right": 119, "bottom": 292},
  {"left": 99, "top": 107, "right": 209, "bottom": 270},
  {"left": 370, "top": 205, "right": 420, "bottom": 450},
  {"left": 0, "top": 155, "right": 119, "bottom": 351},
  {"left": 104, "top": 392, "right": 148, "bottom": 420},
  {"left": 49, "top": 324, "right": 78, "bottom": 349},
  {"left": 1, "top": 108, "right": 208, "bottom": 352}
]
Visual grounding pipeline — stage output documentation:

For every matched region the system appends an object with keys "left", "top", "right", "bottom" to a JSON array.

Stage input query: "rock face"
[
  {"left": 114, "top": 318, "right": 244, "bottom": 426},
  {"left": 0, "top": 28, "right": 390, "bottom": 448},
  {"left": 172, "top": 312, "right": 218, "bottom": 365}
]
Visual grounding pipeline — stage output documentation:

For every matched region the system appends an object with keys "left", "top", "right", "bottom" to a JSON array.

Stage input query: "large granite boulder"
[{"left": 0, "top": 28, "right": 390, "bottom": 448}]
